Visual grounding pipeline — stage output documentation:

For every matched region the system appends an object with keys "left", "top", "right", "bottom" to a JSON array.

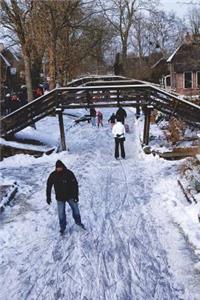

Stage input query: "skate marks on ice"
[
  {"left": 0, "top": 163, "right": 182, "bottom": 299},
  {"left": 98, "top": 219, "right": 182, "bottom": 300},
  {"left": 62, "top": 154, "right": 185, "bottom": 299},
  {"left": 0, "top": 117, "right": 198, "bottom": 299},
  {"left": 44, "top": 156, "right": 185, "bottom": 298}
]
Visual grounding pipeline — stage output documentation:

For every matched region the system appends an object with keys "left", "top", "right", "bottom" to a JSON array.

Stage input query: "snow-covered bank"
[
  {"left": 15, "top": 116, "right": 61, "bottom": 147},
  {"left": 136, "top": 111, "right": 200, "bottom": 154},
  {"left": 0, "top": 109, "right": 200, "bottom": 299},
  {"left": 135, "top": 112, "right": 200, "bottom": 252},
  {"left": 0, "top": 173, "right": 18, "bottom": 211},
  {"left": 0, "top": 137, "right": 54, "bottom": 152}
]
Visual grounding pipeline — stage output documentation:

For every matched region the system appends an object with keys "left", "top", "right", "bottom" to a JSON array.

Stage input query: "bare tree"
[
  {"left": 31, "top": 0, "right": 82, "bottom": 90},
  {"left": 125, "top": 8, "right": 186, "bottom": 81},
  {"left": 187, "top": 6, "right": 200, "bottom": 34},
  {"left": 146, "top": 10, "right": 186, "bottom": 55},
  {"left": 130, "top": 12, "right": 149, "bottom": 63},
  {"left": 77, "top": 14, "right": 115, "bottom": 74},
  {"left": 0, "top": 0, "right": 34, "bottom": 102},
  {"left": 130, "top": 10, "right": 186, "bottom": 59},
  {"left": 30, "top": 0, "right": 113, "bottom": 84},
  {"left": 98, "top": 0, "right": 159, "bottom": 72}
]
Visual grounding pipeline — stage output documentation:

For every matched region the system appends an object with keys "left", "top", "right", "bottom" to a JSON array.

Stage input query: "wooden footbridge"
[{"left": 1, "top": 75, "right": 200, "bottom": 149}]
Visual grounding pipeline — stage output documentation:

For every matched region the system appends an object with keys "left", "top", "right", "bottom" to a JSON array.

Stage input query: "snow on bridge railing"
[
  {"left": 57, "top": 84, "right": 200, "bottom": 125},
  {"left": 151, "top": 85, "right": 200, "bottom": 110},
  {"left": 57, "top": 84, "right": 151, "bottom": 91},
  {"left": 58, "top": 84, "right": 200, "bottom": 110},
  {"left": 1, "top": 83, "right": 200, "bottom": 137}
]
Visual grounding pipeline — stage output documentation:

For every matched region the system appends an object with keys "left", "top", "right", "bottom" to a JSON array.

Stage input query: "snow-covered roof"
[
  {"left": 166, "top": 45, "right": 182, "bottom": 63},
  {"left": 0, "top": 52, "right": 11, "bottom": 67},
  {"left": 69, "top": 75, "right": 127, "bottom": 84},
  {"left": 67, "top": 75, "right": 128, "bottom": 87},
  {"left": 151, "top": 57, "right": 166, "bottom": 69}
]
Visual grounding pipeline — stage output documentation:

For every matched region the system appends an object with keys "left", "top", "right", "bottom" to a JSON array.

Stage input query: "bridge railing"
[
  {"left": 1, "top": 83, "right": 200, "bottom": 137},
  {"left": 59, "top": 84, "right": 200, "bottom": 126},
  {"left": 59, "top": 84, "right": 149, "bottom": 107},
  {"left": 0, "top": 89, "right": 57, "bottom": 137},
  {"left": 149, "top": 86, "right": 200, "bottom": 124}
]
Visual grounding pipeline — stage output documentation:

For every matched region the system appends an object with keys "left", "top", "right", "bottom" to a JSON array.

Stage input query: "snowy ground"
[{"left": 0, "top": 109, "right": 200, "bottom": 300}]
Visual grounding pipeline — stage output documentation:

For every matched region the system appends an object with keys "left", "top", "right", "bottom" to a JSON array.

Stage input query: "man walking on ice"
[{"left": 46, "top": 160, "right": 85, "bottom": 234}]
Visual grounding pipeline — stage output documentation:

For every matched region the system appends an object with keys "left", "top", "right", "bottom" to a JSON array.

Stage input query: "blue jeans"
[
  {"left": 57, "top": 199, "right": 81, "bottom": 231},
  {"left": 91, "top": 117, "right": 96, "bottom": 126}
]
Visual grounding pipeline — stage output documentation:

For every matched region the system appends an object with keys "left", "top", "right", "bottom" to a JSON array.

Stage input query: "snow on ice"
[{"left": 0, "top": 108, "right": 200, "bottom": 300}]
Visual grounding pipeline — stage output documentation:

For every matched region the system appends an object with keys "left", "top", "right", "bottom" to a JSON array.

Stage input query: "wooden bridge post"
[
  {"left": 143, "top": 105, "right": 153, "bottom": 146},
  {"left": 117, "top": 88, "right": 120, "bottom": 105},
  {"left": 56, "top": 107, "right": 67, "bottom": 151},
  {"left": 136, "top": 105, "right": 140, "bottom": 119},
  {"left": 86, "top": 90, "right": 92, "bottom": 106}
]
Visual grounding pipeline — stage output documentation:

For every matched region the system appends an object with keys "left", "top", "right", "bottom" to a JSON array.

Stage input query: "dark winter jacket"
[
  {"left": 46, "top": 162, "right": 79, "bottom": 202},
  {"left": 90, "top": 107, "right": 96, "bottom": 117},
  {"left": 116, "top": 107, "right": 127, "bottom": 124},
  {"left": 108, "top": 114, "right": 116, "bottom": 124}
]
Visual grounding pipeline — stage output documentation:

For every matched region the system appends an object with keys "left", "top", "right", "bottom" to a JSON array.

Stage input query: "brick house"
[
  {"left": 166, "top": 33, "right": 200, "bottom": 96},
  {"left": 0, "top": 43, "right": 20, "bottom": 95}
]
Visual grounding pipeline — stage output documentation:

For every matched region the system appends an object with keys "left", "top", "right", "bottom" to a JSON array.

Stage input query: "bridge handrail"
[
  {"left": 1, "top": 82, "right": 199, "bottom": 137},
  {"left": 0, "top": 88, "right": 57, "bottom": 121},
  {"left": 57, "top": 85, "right": 200, "bottom": 110},
  {"left": 151, "top": 85, "right": 200, "bottom": 110},
  {"left": 1, "top": 84, "right": 199, "bottom": 120}
]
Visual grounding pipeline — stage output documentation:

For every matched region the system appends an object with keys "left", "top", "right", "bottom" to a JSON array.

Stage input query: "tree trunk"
[
  {"left": 122, "top": 40, "right": 128, "bottom": 75},
  {"left": 23, "top": 52, "right": 33, "bottom": 103},
  {"left": 48, "top": 46, "right": 56, "bottom": 90}
]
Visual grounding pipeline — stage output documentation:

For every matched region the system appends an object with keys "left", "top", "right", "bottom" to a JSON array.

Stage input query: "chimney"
[
  {"left": 193, "top": 34, "right": 200, "bottom": 43},
  {"left": 184, "top": 32, "right": 192, "bottom": 45}
]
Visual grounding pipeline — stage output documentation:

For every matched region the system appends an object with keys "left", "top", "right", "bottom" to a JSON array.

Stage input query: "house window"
[
  {"left": 166, "top": 76, "right": 171, "bottom": 87},
  {"left": 184, "top": 72, "right": 192, "bottom": 88},
  {"left": 197, "top": 71, "right": 200, "bottom": 87}
]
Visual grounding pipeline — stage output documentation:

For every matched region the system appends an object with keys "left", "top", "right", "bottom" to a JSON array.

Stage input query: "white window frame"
[
  {"left": 184, "top": 71, "right": 193, "bottom": 89},
  {"left": 164, "top": 75, "right": 171, "bottom": 88}
]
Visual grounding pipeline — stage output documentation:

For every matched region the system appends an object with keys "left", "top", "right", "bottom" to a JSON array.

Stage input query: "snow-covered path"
[{"left": 0, "top": 110, "right": 199, "bottom": 300}]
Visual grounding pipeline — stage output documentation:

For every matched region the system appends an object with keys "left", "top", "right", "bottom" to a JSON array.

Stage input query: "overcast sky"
[{"left": 160, "top": 0, "right": 190, "bottom": 17}]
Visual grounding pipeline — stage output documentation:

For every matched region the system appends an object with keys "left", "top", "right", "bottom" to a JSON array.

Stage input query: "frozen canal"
[{"left": 0, "top": 110, "right": 199, "bottom": 300}]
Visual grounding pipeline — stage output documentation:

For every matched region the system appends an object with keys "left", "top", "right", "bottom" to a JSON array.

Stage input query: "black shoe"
[
  {"left": 60, "top": 229, "right": 65, "bottom": 235},
  {"left": 76, "top": 223, "right": 86, "bottom": 230}
]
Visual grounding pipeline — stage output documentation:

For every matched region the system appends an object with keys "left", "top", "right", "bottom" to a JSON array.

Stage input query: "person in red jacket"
[
  {"left": 35, "top": 87, "right": 43, "bottom": 98},
  {"left": 46, "top": 160, "right": 85, "bottom": 234},
  {"left": 90, "top": 107, "right": 96, "bottom": 126},
  {"left": 96, "top": 110, "right": 103, "bottom": 127}
]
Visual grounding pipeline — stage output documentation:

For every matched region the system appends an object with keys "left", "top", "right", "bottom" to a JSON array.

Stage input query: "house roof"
[
  {"left": 166, "top": 45, "right": 182, "bottom": 63},
  {"left": 167, "top": 40, "right": 200, "bottom": 72},
  {"left": 0, "top": 52, "right": 11, "bottom": 67},
  {"left": 151, "top": 57, "right": 166, "bottom": 69}
]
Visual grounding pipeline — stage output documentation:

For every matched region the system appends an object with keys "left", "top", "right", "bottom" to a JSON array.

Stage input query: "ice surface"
[{"left": 0, "top": 108, "right": 199, "bottom": 300}]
